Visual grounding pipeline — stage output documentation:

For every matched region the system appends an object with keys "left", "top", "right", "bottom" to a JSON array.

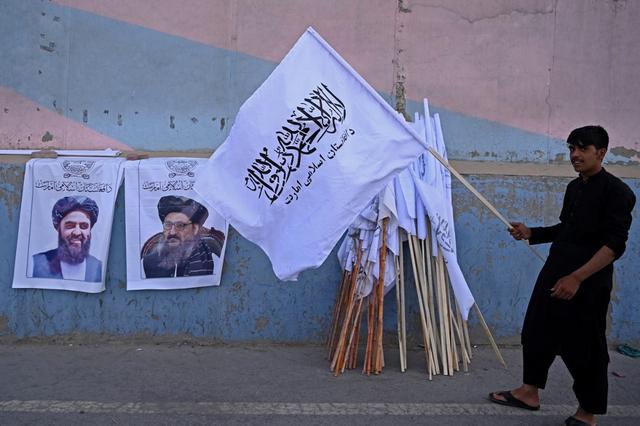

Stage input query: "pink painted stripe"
[
  {"left": 0, "top": 86, "right": 132, "bottom": 151},
  {"left": 52, "top": 1, "right": 640, "bottom": 151},
  {"left": 55, "top": 0, "right": 235, "bottom": 50},
  {"left": 53, "top": 0, "right": 397, "bottom": 96}
]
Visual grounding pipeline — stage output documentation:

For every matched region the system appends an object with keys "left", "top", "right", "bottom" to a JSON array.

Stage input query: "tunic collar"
[{"left": 580, "top": 167, "right": 606, "bottom": 183}]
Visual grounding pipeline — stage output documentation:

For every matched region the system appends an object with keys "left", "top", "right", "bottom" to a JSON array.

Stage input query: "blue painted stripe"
[
  {"left": 404, "top": 98, "right": 634, "bottom": 165},
  {"left": 0, "top": 0, "right": 634, "bottom": 164},
  {"left": 0, "top": 0, "right": 276, "bottom": 151}
]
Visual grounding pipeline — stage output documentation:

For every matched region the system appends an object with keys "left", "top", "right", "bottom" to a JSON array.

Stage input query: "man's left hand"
[{"left": 550, "top": 275, "right": 581, "bottom": 300}]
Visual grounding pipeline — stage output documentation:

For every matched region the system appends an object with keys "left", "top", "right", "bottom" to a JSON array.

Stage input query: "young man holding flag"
[{"left": 490, "top": 126, "right": 636, "bottom": 426}]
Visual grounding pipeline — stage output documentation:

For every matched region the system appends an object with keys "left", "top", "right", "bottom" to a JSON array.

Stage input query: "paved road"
[{"left": 0, "top": 342, "right": 638, "bottom": 425}]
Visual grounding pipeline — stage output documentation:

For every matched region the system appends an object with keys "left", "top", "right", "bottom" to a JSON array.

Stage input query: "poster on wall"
[
  {"left": 124, "top": 158, "right": 228, "bottom": 290},
  {"left": 12, "top": 157, "right": 125, "bottom": 293}
]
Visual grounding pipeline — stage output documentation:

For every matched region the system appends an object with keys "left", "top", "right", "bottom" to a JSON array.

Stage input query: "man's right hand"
[{"left": 509, "top": 222, "right": 531, "bottom": 240}]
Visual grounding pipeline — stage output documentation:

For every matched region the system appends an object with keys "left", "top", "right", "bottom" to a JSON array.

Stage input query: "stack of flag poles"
[
  {"left": 404, "top": 227, "right": 472, "bottom": 378},
  {"left": 328, "top": 216, "right": 395, "bottom": 376},
  {"left": 327, "top": 237, "right": 363, "bottom": 375},
  {"left": 328, "top": 99, "right": 511, "bottom": 377},
  {"left": 186, "top": 26, "right": 514, "bottom": 375}
]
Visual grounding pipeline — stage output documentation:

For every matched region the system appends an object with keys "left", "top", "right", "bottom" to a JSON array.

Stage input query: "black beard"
[
  {"left": 157, "top": 236, "right": 198, "bottom": 270},
  {"left": 58, "top": 235, "right": 91, "bottom": 264}
]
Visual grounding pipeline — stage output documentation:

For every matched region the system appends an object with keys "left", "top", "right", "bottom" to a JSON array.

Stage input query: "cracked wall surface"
[
  {"left": 0, "top": 0, "right": 638, "bottom": 341},
  {"left": 399, "top": 0, "right": 640, "bottom": 160}
]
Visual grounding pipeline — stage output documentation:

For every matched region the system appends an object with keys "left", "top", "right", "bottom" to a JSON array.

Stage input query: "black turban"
[
  {"left": 157, "top": 196, "right": 208, "bottom": 225},
  {"left": 52, "top": 196, "right": 99, "bottom": 228}
]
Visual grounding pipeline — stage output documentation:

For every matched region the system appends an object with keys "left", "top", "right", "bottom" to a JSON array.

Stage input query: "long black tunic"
[{"left": 522, "top": 168, "right": 636, "bottom": 363}]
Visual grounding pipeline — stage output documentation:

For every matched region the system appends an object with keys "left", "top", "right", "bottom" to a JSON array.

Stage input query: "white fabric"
[
  {"left": 124, "top": 159, "right": 229, "bottom": 290},
  {"left": 407, "top": 99, "right": 475, "bottom": 319},
  {"left": 12, "top": 157, "right": 124, "bottom": 293},
  {"left": 434, "top": 113, "right": 457, "bottom": 253},
  {"left": 393, "top": 175, "right": 415, "bottom": 235},
  {"left": 60, "top": 260, "right": 86, "bottom": 281},
  {"left": 194, "top": 27, "right": 426, "bottom": 281},
  {"left": 337, "top": 184, "right": 401, "bottom": 299},
  {"left": 411, "top": 169, "right": 475, "bottom": 320},
  {"left": 408, "top": 117, "right": 428, "bottom": 240},
  {"left": 378, "top": 183, "right": 400, "bottom": 256}
]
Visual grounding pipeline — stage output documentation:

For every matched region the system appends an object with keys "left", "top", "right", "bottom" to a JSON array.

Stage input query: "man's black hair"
[{"left": 567, "top": 125, "right": 609, "bottom": 150}]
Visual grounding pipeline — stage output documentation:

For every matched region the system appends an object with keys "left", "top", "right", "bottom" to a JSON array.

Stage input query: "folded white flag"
[
  {"left": 410, "top": 169, "right": 475, "bottom": 320},
  {"left": 195, "top": 27, "right": 426, "bottom": 280}
]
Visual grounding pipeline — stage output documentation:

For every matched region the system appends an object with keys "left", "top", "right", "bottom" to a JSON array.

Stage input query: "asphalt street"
[{"left": 0, "top": 342, "right": 638, "bottom": 425}]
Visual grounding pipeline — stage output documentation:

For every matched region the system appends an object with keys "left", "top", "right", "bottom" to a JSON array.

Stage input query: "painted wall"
[{"left": 1, "top": 0, "right": 638, "bottom": 342}]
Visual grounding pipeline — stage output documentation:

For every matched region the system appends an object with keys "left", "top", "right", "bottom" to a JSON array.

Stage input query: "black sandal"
[
  {"left": 564, "top": 416, "right": 594, "bottom": 426},
  {"left": 489, "top": 390, "right": 540, "bottom": 411}
]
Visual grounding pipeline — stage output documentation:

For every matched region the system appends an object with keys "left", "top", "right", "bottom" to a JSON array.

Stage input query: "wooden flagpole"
[
  {"left": 395, "top": 248, "right": 407, "bottom": 372},
  {"left": 374, "top": 218, "right": 389, "bottom": 374},
  {"left": 331, "top": 240, "right": 363, "bottom": 374},
  {"left": 422, "top": 226, "right": 441, "bottom": 375},
  {"left": 426, "top": 147, "right": 545, "bottom": 262},
  {"left": 407, "top": 236, "right": 433, "bottom": 378},
  {"left": 328, "top": 270, "right": 350, "bottom": 357},
  {"left": 473, "top": 303, "right": 507, "bottom": 368}
]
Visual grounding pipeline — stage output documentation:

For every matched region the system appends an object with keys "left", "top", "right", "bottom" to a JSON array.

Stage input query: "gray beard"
[
  {"left": 58, "top": 236, "right": 91, "bottom": 264},
  {"left": 157, "top": 237, "right": 198, "bottom": 270}
]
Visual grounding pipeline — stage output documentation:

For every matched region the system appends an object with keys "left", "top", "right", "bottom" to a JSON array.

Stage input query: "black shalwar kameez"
[{"left": 521, "top": 168, "right": 635, "bottom": 414}]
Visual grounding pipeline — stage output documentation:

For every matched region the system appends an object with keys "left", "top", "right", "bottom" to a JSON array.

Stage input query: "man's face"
[
  {"left": 569, "top": 144, "right": 606, "bottom": 177},
  {"left": 57, "top": 210, "right": 92, "bottom": 263},
  {"left": 162, "top": 212, "right": 198, "bottom": 247}
]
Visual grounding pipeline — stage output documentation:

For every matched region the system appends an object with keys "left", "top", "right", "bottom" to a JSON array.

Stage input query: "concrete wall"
[{"left": 1, "top": 0, "right": 638, "bottom": 343}]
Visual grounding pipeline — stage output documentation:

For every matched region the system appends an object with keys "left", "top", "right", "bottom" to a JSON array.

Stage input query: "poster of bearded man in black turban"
[
  {"left": 124, "top": 158, "right": 228, "bottom": 290},
  {"left": 32, "top": 196, "right": 102, "bottom": 282},
  {"left": 141, "top": 195, "right": 225, "bottom": 278},
  {"left": 13, "top": 157, "right": 125, "bottom": 293}
]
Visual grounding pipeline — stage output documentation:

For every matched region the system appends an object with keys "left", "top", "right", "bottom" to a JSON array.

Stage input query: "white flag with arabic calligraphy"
[{"left": 195, "top": 27, "right": 426, "bottom": 281}]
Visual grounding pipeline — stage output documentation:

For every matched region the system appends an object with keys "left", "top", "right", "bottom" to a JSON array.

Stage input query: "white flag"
[
  {"left": 195, "top": 27, "right": 426, "bottom": 280},
  {"left": 411, "top": 169, "right": 475, "bottom": 319}
]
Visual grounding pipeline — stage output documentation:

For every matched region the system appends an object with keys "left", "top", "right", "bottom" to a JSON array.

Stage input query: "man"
[
  {"left": 142, "top": 195, "right": 224, "bottom": 278},
  {"left": 489, "top": 126, "right": 636, "bottom": 426},
  {"left": 32, "top": 196, "right": 102, "bottom": 282}
]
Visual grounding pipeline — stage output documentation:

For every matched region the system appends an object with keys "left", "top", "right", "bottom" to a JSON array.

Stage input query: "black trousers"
[{"left": 522, "top": 343, "right": 609, "bottom": 414}]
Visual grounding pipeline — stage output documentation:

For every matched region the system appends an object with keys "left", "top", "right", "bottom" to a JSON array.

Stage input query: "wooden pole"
[
  {"left": 443, "top": 275, "right": 458, "bottom": 372},
  {"left": 418, "top": 238, "right": 439, "bottom": 376},
  {"left": 426, "top": 147, "right": 545, "bottom": 262},
  {"left": 473, "top": 303, "right": 507, "bottom": 368},
  {"left": 331, "top": 240, "right": 363, "bottom": 374},
  {"left": 399, "top": 241, "right": 408, "bottom": 372},
  {"left": 450, "top": 304, "right": 470, "bottom": 368},
  {"left": 407, "top": 236, "right": 433, "bottom": 378},
  {"left": 345, "top": 297, "right": 364, "bottom": 371},
  {"left": 451, "top": 293, "right": 471, "bottom": 370},
  {"left": 363, "top": 294, "right": 375, "bottom": 375},
  {"left": 423, "top": 227, "right": 441, "bottom": 375},
  {"left": 328, "top": 270, "right": 350, "bottom": 358},
  {"left": 395, "top": 252, "right": 406, "bottom": 372},
  {"left": 375, "top": 218, "right": 389, "bottom": 374},
  {"left": 434, "top": 250, "right": 449, "bottom": 375},
  {"left": 462, "top": 313, "right": 472, "bottom": 360},
  {"left": 447, "top": 277, "right": 470, "bottom": 371}
]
